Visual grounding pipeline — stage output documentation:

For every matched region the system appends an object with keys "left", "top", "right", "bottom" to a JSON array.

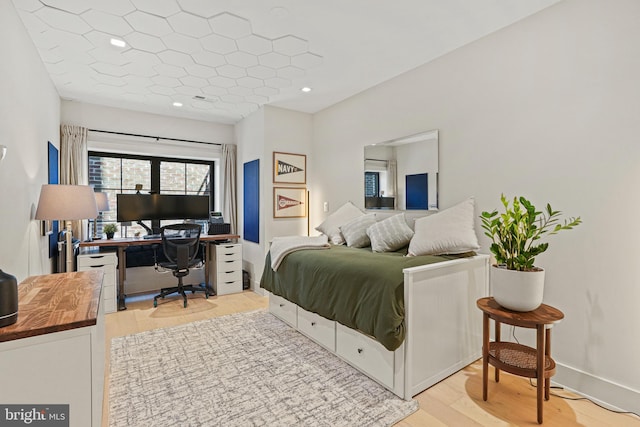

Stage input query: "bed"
[{"left": 260, "top": 244, "right": 489, "bottom": 400}]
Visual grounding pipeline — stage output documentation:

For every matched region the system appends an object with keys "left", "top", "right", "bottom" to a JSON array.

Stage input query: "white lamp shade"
[
  {"left": 94, "top": 192, "right": 110, "bottom": 212},
  {"left": 35, "top": 184, "right": 99, "bottom": 220}
]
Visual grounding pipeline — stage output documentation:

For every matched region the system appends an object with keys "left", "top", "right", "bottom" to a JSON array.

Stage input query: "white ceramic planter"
[{"left": 491, "top": 265, "right": 545, "bottom": 312}]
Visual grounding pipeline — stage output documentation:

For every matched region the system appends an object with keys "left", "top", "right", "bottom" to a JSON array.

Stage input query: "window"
[
  {"left": 365, "top": 171, "right": 380, "bottom": 197},
  {"left": 89, "top": 151, "right": 214, "bottom": 238}
]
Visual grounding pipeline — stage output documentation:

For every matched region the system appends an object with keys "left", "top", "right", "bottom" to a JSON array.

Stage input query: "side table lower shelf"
[
  {"left": 477, "top": 297, "right": 564, "bottom": 424},
  {"left": 489, "top": 341, "right": 556, "bottom": 379}
]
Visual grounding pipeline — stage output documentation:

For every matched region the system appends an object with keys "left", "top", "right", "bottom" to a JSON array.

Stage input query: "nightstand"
[{"left": 477, "top": 297, "right": 564, "bottom": 424}]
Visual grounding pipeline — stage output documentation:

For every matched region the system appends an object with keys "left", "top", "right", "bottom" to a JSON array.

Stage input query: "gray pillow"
[
  {"left": 314, "top": 201, "right": 364, "bottom": 245},
  {"left": 340, "top": 213, "right": 376, "bottom": 248},
  {"left": 367, "top": 213, "right": 414, "bottom": 252},
  {"left": 408, "top": 197, "right": 480, "bottom": 256}
]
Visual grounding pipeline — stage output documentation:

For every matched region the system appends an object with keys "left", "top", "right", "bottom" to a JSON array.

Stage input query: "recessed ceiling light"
[
  {"left": 172, "top": 102, "right": 183, "bottom": 107},
  {"left": 301, "top": 87, "right": 312, "bottom": 93},
  {"left": 270, "top": 7, "right": 289, "bottom": 18},
  {"left": 110, "top": 38, "right": 126, "bottom": 48}
]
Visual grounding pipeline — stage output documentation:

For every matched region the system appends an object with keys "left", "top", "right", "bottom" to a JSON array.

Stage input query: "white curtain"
[
  {"left": 60, "top": 124, "right": 89, "bottom": 240},
  {"left": 221, "top": 144, "right": 237, "bottom": 234},
  {"left": 387, "top": 159, "right": 397, "bottom": 197}
]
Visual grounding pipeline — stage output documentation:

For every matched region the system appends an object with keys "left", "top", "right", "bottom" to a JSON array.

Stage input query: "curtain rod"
[{"left": 88, "top": 129, "right": 222, "bottom": 147}]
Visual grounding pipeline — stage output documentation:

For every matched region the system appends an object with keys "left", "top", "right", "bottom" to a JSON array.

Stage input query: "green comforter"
[{"left": 260, "top": 245, "right": 468, "bottom": 351}]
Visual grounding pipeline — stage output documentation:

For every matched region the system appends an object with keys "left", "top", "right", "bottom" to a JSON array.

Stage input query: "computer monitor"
[{"left": 116, "top": 194, "right": 210, "bottom": 222}]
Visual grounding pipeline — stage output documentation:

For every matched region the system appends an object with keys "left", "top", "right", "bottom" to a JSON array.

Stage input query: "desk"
[
  {"left": 477, "top": 297, "right": 564, "bottom": 424},
  {"left": 0, "top": 271, "right": 104, "bottom": 427},
  {"left": 80, "top": 234, "right": 239, "bottom": 310}
]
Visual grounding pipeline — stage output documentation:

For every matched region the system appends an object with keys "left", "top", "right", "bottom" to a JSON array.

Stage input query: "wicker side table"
[{"left": 477, "top": 297, "right": 564, "bottom": 424}]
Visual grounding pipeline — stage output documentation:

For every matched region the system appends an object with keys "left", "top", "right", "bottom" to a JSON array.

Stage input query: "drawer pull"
[
  {"left": 225, "top": 281, "right": 235, "bottom": 284},
  {"left": 311, "top": 322, "right": 316, "bottom": 326},
  {"left": 225, "top": 253, "right": 234, "bottom": 256},
  {"left": 357, "top": 348, "right": 363, "bottom": 354},
  {"left": 279, "top": 303, "right": 285, "bottom": 307},
  {"left": 225, "top": 271, "right": 234, "bottom": 274},
  {"left": 90, "top": 255, "right": 105, "bottom": 259},
  {"left": 224, "top": 260, "right": 234, "bottom": 263},
  {"left": 91, "top": 265, "right": 105, "bottom": 268}
]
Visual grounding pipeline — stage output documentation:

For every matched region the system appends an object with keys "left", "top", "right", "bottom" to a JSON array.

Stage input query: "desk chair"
[{"left": 153, "top": 223, "right": 208, "bottom": 308}]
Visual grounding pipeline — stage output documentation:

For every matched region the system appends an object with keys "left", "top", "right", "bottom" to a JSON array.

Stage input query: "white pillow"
[
  {"left": 340, "top": 213, "right": 376, "bottom": 248},
  {"left": 408, "top": 197, "right": 480, "bottom": 256},
  {"left": 367, "top": 213, "right": 414, "bottom": 252},
  {"left": 315, "top": 201, "right": 364, "bottom": 245}
]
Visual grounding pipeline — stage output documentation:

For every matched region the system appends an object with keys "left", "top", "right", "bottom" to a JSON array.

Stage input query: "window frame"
[{"left": 89, "top": 150, "right": 215, "bottom": 233}]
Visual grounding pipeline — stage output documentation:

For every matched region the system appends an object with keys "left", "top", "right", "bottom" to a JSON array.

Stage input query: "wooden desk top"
[
  {"left": 79, "top": 234, "right": 239, "bottom": 248},
  {"left": 0, "top": 270, "right": 103, "bottom": 343},
  {"left": 477, "top": 297, "right": 564, "bottom": 328}
]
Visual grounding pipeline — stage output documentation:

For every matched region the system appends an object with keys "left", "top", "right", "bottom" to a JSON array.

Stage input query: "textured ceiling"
[{"left": 13, "top": 0, "right": 561, "bottom": 124}]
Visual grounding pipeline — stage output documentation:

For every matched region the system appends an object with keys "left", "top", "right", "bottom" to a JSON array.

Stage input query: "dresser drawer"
[
  {"left": 103, "top": 298, "right": 117, "bottom": 314},
  {"left": 269, "top": 293, "right": 297, "bottom": 327},
  {"left": 215, "top": 244, "right": 242, "bottom": 262},
  {"left": 216, "top": 259, "right": 242, "bottom": 272},
  {"left": 297, "top": 307, "right": 335, "bottom": 351},
  {"left": 217, "top": 270, "right": 241, "bottom": 283},
  {"left": 103, "top": 282, "right": 116, "bottom": 301},
  {"left": 336, "top": 323, "right": 394, "bottom": 389},
  {"left": 77, "top": 253, "right": 117, "bottom": 268},
  {"left": 77, "top": 252, "right": 117, "bottom": 314},
  {"left": 215, "top": 280, "right": 242, "bottom": 296}
]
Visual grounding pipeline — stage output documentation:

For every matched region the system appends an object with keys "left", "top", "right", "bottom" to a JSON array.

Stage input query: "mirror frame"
[{"left": 364, "top": 130, "right": 439, "bottom": 211}]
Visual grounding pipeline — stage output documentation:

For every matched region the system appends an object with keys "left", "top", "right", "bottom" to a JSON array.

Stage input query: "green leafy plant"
[
  {"left": 103, "top": 223, "right": 118, "bottom": 234},
  {"left": 480, "top": 194, "right": 581, "bottom": 271}
]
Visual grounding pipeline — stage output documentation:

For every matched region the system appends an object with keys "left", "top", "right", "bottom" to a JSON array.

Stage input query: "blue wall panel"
[{"left": 243, "top": 159, "right": 260, "bottom": 243}]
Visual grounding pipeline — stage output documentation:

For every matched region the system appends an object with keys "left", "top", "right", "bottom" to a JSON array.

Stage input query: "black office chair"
[{"left": 153, "top": 223, "right": 208, "bottom": 308}]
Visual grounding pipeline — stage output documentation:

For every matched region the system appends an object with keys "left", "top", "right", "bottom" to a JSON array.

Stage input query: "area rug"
[{"left": 109, "top": 310, "right": 418, "bottom": 427}]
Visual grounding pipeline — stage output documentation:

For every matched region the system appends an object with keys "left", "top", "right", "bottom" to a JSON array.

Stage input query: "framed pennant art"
[
  {"left": 273, "top": 151, "right": 306, "bottom": 184},
  {"left": 273, "top": 187, "right": 307, "bottom": 218}
]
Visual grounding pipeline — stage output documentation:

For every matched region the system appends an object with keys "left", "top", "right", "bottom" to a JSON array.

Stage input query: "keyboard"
[{"left": 143, "top": 234, "right": 161, "bottom": 240}]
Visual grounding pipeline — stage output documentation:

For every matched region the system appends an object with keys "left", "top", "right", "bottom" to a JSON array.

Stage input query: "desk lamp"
[
  {"left": 93, "top": 192, "right": 110, "bottom": 239},
  {"left": 35, "top": 184, "right": 98, "bottom": 272}
]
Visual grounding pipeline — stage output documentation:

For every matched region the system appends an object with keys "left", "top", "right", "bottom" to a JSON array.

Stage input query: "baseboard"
[
  {"left": 554, "top": 362, "right": 640, "bottom": 415},
  {"left": 252, "top": 280, "right": 266, "bottom": 296}
]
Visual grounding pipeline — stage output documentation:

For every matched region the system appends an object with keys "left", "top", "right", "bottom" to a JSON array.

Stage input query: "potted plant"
[
  {"left": 103, "top": 223, "right": 118, "bottom": 239},
  {"left": 480, "top": 194, "right": 581, "bottom": 311}
]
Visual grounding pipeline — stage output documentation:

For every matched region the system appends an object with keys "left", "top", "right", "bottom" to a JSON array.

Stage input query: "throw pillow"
[
  {"left": 315, "top": 201, "right": 364, "bottom": 245},
  {"left": 367, "top": 213, "right": 414, "bottom": 252},
  {"left": 408, "top": 197, "right": 481, "bottom": 256},
  {"left": 340, "top": 213, "right": 376, "bottom": 248}
]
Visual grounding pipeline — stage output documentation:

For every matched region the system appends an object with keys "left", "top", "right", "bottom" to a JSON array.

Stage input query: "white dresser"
[
  {"left": 77, "top": 250, "right": 117, "bottom": 313},
  {"left": 212, "top": 242, "right": 242, "bottom": 295}
]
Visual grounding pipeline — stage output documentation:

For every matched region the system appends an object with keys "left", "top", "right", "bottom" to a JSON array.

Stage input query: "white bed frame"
[{"left": 268, "top": 254, "right": 490, "bottom": 400}]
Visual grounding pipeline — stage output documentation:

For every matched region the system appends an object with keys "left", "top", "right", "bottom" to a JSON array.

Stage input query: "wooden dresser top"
[{"left": 0, "top": 270, "right": 103, "bottom": 343}]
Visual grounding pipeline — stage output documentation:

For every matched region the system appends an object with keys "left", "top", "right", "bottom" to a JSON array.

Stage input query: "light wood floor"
[{"left": 103, "top": 291, "right": 639, "bottom": 427}]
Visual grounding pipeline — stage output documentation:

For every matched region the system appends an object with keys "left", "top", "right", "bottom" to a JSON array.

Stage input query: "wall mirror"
[{"left": 364, "top": 129, "right": 439, "bottom": 210}]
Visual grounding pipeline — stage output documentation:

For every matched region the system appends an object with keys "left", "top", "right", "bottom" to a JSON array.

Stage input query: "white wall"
[
  {"left": 0, "top": 1, "right": 61, "bottom": 280},
  {"left": 236, "top": 107, "right": 266, "bottom": 290},
  {"left": 311, "top": 0, "right": 640, "bottom": 412},
  {"left": 62, "top": 100, "right": 234, "bottom": 146},
  {"left": 236, "top": 106, "right": 312, "bottom": 289},
  {"left": 62, "top": 100, "right": 233, "bottom": 211}
]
